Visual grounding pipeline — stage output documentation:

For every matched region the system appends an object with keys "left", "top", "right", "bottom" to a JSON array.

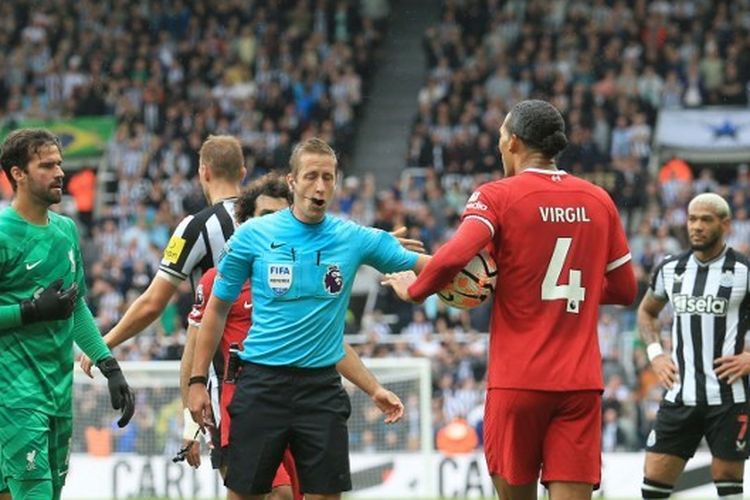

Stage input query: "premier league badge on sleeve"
[
  {"left": 323, "top": 264, "right": 343, "bottom": 295},
  {"left": 268, "top": 264, "right": 293, "bottom": 296}
]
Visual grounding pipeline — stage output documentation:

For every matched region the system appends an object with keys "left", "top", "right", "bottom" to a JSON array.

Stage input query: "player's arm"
[
  {"left": 383, "top": 218, "right": 492, "bottom": 303},
  {"left": 180, "top": 324, "right": 198, "bottom": 407},
  {"left": 80, "top": 276, "right": 177, "bottom": 377},
  {"left": 105, "top": 276, "right": 178, "bottom": 348},
  {"left": 336, "top": 343, "right": 403, "bottom": 424},
  {"left": 601, "top": 260, "right": 637, "bottom": 305},
  {"left": 180, "top": 271, "right": 213, "bottom": 406},
  {"left": 637, "top": 290, "right": 678, "bottom": 389},
  {"left": 715, "top": 281, "right": 750, "bottom": 384},
  {"left": 179, "top": 270, "right": 213, "bottom": 467},
  {"left": 601, "top": 193, "right": 636, "bottom": 305},
  {"left": 72, "top": 296, "right": 135, "bottom": 427},
  {"left": 187, "top": 294, "right": 232, "bottom": 428},
  {"left": 187, "top": 228, "right": 251, "bottom": 429},
  {"left": 82, "top": 214, "right": 206, "bottom": 372},
  {"left": 179, "top": 323, "right": 203, "bottom": 467},
  {"left": 0, "top": 278, "right": 77, "bottom": 329}
]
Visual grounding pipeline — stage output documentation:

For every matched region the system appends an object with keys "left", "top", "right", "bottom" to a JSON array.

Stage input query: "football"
[{"left": 437, "top": 250, "right": 498, "bottom": 309}]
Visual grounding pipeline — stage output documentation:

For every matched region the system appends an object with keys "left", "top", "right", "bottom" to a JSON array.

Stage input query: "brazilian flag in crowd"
[{"left": 1, "top": 117, "right": 116, "bottom": 158}]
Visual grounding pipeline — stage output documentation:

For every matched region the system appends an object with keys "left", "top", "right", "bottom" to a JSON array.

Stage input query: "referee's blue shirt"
[{"left": 213, "top": 208, "right": 419, "bottom": 367}]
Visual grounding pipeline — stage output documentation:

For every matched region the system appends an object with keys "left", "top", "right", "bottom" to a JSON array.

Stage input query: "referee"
[
  {"left": 80, "top": 135, "right": 246, "bottom": 375},
  {"left": 639, "top": 193, "right": 750, "bottom": 499},
  {"left": 188, "top": 138, "right": 429, "bottom": 500}
]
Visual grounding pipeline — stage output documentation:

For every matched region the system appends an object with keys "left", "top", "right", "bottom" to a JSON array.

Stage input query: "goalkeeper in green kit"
[{"left": 0, "top": 129, "right": 135, "bottom": 500}]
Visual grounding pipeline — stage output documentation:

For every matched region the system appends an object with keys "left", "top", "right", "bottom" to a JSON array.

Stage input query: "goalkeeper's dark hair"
[
  {"left": 506, "top": 100, "right": 568, "bottom": 158},
  {"left": 235, "top": 172, "right": 291, "bottom": 223},
  {"left": 0, "top": 128, "right": 62, "bottom": 191}
]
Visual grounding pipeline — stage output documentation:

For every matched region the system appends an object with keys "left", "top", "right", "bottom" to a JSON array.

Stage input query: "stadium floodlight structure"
[{"left": 69, "top": 358, "right": 434, "bottom": 499}]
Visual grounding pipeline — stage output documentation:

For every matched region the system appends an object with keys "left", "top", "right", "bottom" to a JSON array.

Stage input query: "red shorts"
[
  {"left": 220, "top": 383, "right": 236, "bottom": 447},
  {"left": 484, "top": 388, "right": 601, "bottom": 487},
  {"left": 272, "top": 447, "right": 297, "bottom": 490}
]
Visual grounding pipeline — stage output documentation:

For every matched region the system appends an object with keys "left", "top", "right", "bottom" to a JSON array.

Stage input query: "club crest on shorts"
[
  {"left": 323, "top": 264, "right": 343, "bottom": 295},
  {"left": 268, "top": 264, "right": 293, "bottom": 296}
]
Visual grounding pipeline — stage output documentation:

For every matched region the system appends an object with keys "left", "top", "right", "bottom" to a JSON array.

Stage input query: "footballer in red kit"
[
  {"left": 461, "top": 171, "right": 631, "bottom": 392},
  {"left": 383, "top": 100, "right": 637, "bottom": 500}
]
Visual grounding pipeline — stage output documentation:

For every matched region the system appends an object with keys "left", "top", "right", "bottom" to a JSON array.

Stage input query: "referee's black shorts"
[{"left": 225, "top": 361, "right": 352, "bottom": 495}]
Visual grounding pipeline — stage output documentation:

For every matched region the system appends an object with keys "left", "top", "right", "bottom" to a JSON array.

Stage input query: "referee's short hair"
[
  {"left": 289, "top": 138, "right": 337, "bottom": 177},
  {"left": 199, "top": 135, "right": 244, "bottom": 182},
  {"left": 235, "top": 173, "right": 291, "bottom": 223},
  {"left": 0, "top": 128, "right": 62, "bottom": 191}
]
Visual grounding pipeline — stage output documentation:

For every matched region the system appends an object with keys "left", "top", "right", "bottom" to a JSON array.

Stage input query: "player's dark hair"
[
  {"left": 506, "top": 100, "right": 568, "bottom": 158},
  {"left": 0, "top": 128, "right": 62, "bottom": 191},
  {"left": 235, "top": 172, "right": 291, "bottom": 223}
]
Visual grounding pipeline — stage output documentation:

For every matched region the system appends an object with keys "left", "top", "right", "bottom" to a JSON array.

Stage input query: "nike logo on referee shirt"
[
  {"left": 270, "top": 242, "right": 286, "bottom": 249},
  {"left": 25, "top": 261, "right": 42, "bottom": 270}
]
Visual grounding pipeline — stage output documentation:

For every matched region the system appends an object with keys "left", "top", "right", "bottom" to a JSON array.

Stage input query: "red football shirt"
[
  {"left": 462, "top": 169, "right": 631, "bottom": 391},
  {"left": 188, "top": 268, "right": 251, "bottom": 446}
]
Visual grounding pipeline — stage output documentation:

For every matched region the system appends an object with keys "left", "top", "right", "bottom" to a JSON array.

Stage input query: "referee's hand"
[
  {"left": 184, "top": 439, "right": 201, "bottom": 468},
  {"left": 371, "top": 387, "right": 404, "bottom": 424},
  {"left": 187, "top": 383, "right": 214, "bottom": 432},
  {"left": 651, "top": 354, "right": 679, "bottom": 389}
]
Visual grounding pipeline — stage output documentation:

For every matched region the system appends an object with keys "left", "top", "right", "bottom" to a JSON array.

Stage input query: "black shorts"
[
  {"left": 224, "top": 361, "right": 352, "bottom": 495},
  {"left": 209, "top": 432, "right": 226, "bottom": 470},
  {"left": 647, "top": 401, "right": 750, "bottom": 461}
]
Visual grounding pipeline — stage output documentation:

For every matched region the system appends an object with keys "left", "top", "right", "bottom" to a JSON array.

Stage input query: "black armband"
[{"left": 188, "top": 375, "right": 208, "bottom": 386}]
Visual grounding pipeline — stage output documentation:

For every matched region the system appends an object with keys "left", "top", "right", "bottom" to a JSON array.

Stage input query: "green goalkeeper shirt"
[{"left": 0, "top": 206, "right": 110, "bottom": 416}]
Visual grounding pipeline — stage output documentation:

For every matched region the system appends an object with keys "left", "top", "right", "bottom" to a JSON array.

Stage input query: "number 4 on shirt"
[{"left": 541, "top": 237, "right": 586, "bottom": 314}]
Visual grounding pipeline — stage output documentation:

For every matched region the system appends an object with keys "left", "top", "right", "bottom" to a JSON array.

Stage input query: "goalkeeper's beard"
[{"left": 29, "top": 178, "right": 63, "bottom": 205}]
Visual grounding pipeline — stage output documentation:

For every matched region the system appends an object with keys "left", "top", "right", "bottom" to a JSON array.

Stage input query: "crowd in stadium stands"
[{"left": 4, "top": 0, "right": 750, "bottom": 454}]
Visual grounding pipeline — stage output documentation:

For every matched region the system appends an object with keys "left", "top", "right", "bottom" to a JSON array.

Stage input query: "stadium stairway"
[{"left": 350, "top": 0, "right": 441, "bottom": 188}]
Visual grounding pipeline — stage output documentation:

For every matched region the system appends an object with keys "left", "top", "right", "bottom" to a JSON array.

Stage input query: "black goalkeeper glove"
[
  {"left": 97, "top": 357, "right": 136, "bottom": 428},
  {"left": 20, "top": 279, "right": 78, "bottom": 324}
]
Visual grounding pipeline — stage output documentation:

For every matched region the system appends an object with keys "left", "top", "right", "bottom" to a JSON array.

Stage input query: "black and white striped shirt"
[
  {"left": 157, "top": 198, "right": 237, "bottom": 292},
  {"left": 651, "top": 247, "right": 750, "bottom": 405}
]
